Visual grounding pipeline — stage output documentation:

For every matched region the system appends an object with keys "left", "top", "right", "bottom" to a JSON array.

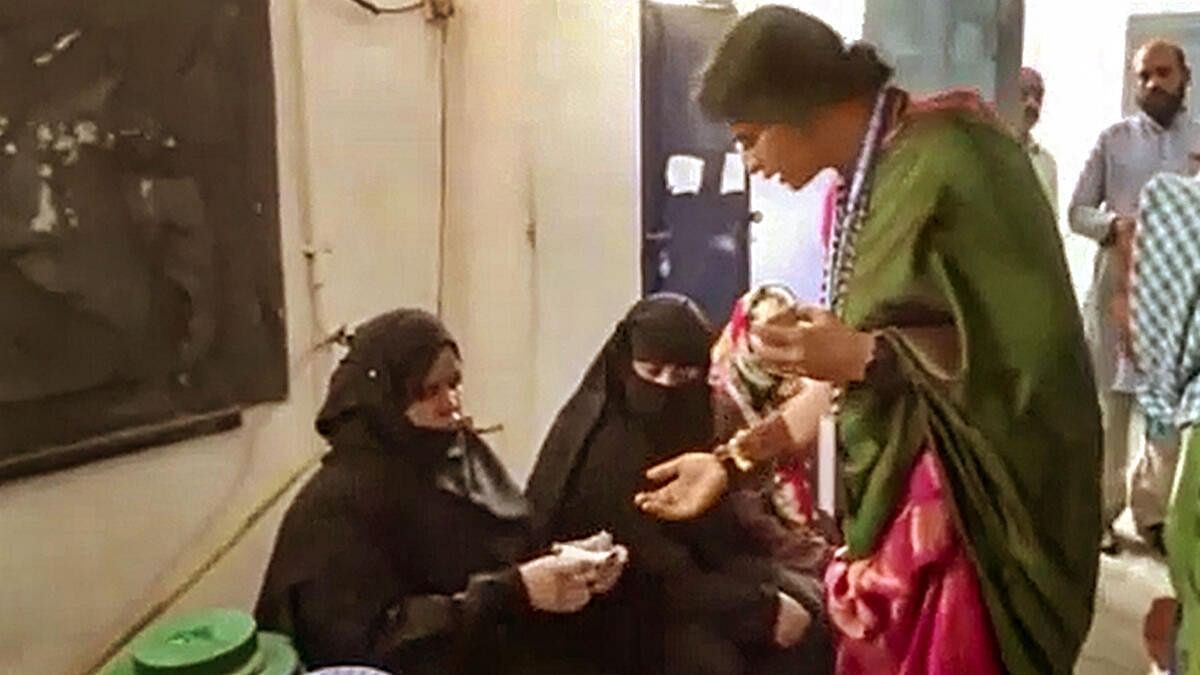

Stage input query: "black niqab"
[{"left": 525, "top": 293, "right": 715, "bottom": 543}]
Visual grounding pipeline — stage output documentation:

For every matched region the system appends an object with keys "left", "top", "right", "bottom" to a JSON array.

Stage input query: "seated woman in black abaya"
[
  {"left": 255, "top": 309, "right": 626, "bottom": 675},
  {"left": 525, "top": 294, "right": 833, "bottom": 675}
]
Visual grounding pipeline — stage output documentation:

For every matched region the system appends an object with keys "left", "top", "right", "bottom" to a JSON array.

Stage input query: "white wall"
[
  {"left": 441, "top": 0, "right": 540, "bottom": 471},
  {"left": 297, "top": 0, "right": 444, "bottom": 327},
  {"left": 0, "top": 1, "right": 641, "bottom": 673},
  {"left": 442, "top": 0, "right": 642, "bottom": 480},
  {"left": 526, "top": 0, "right": 642, "bottom": 476}
]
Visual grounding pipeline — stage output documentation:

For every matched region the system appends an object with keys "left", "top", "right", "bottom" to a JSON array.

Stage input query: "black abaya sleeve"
[
  {"left": 287, "top": 552, "right": 528, "bottom": 672},
  {"left": 256, "top": 495, "right": 530, "bottom": 674}
]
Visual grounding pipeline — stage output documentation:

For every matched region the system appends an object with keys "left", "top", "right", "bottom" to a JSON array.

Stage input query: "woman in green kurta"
[{"left": 634, "top": 7, "right": 1102, "bottom": 674}]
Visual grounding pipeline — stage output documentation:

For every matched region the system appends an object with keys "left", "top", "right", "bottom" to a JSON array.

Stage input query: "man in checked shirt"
[{"left": 1070, "top": 38, "right": 1200, "bottom": 555}]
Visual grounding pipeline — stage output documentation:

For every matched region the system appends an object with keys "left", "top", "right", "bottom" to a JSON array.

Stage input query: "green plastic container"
[{"left": 100, "top": 608, "right": 299, "bottom": 675}]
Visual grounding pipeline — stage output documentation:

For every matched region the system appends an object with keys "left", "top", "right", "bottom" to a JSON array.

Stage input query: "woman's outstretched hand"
[{"left": 634, "top": 452, "right": 729, "bottom": 521}]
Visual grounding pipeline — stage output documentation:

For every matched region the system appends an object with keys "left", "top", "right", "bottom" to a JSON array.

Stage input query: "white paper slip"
[
  {"left": 666, "top": 154, "right": 705, "bottom": 196},
  {"left": 556, "top": 544, "right": 620, "bottom": 565},
  {"left": 721, "top": 152, "right": 747, "bottom": 194}
]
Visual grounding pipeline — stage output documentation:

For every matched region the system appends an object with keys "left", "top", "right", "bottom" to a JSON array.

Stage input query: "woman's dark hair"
[{"left": 697, "top": 6, "right": 893, "bottom": 125}]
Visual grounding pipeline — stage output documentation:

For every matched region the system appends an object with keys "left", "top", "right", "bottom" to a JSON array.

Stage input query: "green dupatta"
[{"left": 836, "top": 111, "right": 1103, "bottom": 674}]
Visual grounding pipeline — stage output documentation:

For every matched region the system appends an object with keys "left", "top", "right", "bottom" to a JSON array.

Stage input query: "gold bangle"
[{"left": 713, "top": 436, "right": 756, "bottom": 473}]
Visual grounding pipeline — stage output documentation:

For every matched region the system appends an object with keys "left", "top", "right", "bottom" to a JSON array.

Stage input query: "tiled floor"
[{"left": 1076, "top": 515, "right": 1173, "bottom": 675}]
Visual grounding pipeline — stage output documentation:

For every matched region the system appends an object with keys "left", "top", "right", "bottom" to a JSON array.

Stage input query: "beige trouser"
[{"left": 1101, "top": 391, "right": 1182, "bottom": 532}]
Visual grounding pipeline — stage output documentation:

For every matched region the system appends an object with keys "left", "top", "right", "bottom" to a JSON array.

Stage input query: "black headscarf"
[
  {"left": 317, "top": 310, "right": 455, "bottom": 441},
  {"left": 525, "top": 294, "right": 715, "bottom": 542},
  {"left": 256, "top": 310, "right": 534, "bottom": 674},
  {"left": 316, "top": 309, "right": 526, "bottom": 520}
]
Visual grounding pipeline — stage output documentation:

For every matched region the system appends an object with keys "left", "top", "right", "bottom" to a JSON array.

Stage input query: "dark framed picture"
[{"left": 0, "top": 0, "right": 287, "bottom": 481}]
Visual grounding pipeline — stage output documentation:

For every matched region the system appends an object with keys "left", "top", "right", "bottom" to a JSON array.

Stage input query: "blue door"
[{"left": 641, "top": 1, "right": 748, "bottom": 326}]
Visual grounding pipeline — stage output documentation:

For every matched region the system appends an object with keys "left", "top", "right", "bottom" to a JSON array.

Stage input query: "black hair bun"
[{"left": 844, "top": 41, "right": 894, "bottom": 90}]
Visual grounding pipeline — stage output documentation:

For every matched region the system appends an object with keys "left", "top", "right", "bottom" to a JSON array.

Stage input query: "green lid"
[
  {"left": 131, "top": 609, "right": 257, "bottom": 674},
  {"left": 256, "top": 633, "right": 300, "bottom": 675},
  {"left": 99, "top": 609, "right": 300, "bottom": 675}
]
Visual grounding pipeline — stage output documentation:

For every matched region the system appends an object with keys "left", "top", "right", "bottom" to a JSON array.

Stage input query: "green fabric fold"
[
  {"left": 837, "top": 111, "right": 1103, "bottom": 674},
  {"left": 1168, "top": 429, "right": 1200, "bottom": 673}
]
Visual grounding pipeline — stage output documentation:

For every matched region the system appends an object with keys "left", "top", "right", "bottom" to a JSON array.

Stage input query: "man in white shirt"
[
  {"left": 1070, "top": 39, "right": 1200, "bottom": 554},
  {"left": 1019, "top": 67, "right": 1058, "bottom": 212}
]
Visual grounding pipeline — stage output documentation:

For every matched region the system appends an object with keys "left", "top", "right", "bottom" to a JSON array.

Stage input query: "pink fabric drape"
[
  {"left": 824, "top": 450, "right": 1002, "bottom": 675},
  {"left": 818, "top": 172, "right": 839, "bottom": 251},
  {"left": 818, "top": 87, "right": 1006, "bottom": 674}
]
